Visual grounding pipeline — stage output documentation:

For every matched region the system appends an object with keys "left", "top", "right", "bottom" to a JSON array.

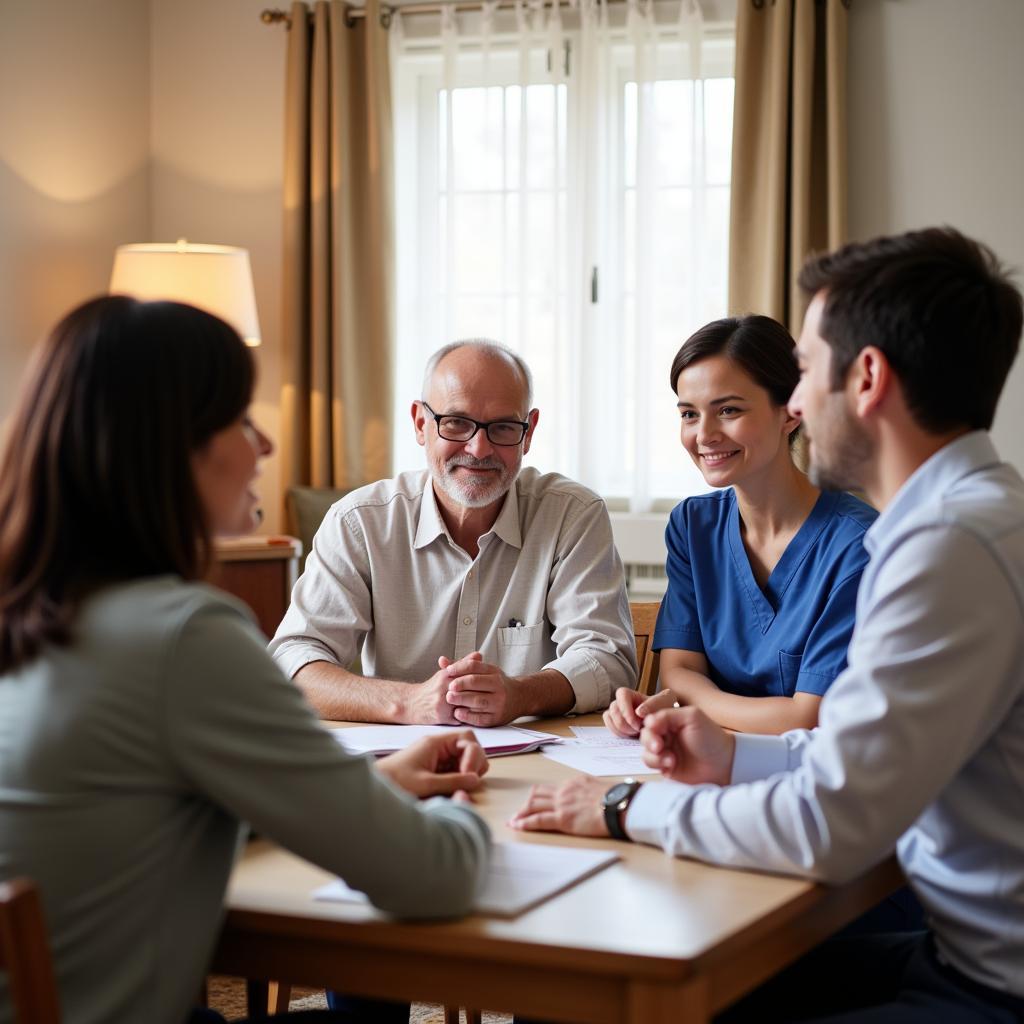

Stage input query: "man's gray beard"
[{"left": 434, "top": 455, "right": 516, "bottom": 509}]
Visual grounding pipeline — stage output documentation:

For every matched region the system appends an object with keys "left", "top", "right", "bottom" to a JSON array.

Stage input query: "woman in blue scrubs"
[{"left": 606, "top": 315, "right": 877, "bottom": 736}]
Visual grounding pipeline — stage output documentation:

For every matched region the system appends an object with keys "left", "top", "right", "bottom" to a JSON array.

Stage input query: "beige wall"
[
  {"left": 0, "top": 0, "right": 150, "bottom": 419},
  {"left": 848, "top": 0, "right": 1024, "bottom": 469},
  {"left": 150, "top": 0, "right": 286, "bottom": 530}
]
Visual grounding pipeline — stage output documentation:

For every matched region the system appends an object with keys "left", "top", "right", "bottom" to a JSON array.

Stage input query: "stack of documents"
[
  {"left": 539, "top": 725, "right": 658, "bottom": 777},
  {"left": 313, "top": 841, "right": 619, "bottom": 917},
  {"left": 331, "top": 724, "right": 562, "bottom": 758}
]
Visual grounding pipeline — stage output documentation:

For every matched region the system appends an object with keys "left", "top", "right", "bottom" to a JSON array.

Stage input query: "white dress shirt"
[
  {"left": 626, "top": 432, "right": 1024, "bottom": 998},
  {"left": 269, "top": 467, "right": 637, "bottom": 713}
]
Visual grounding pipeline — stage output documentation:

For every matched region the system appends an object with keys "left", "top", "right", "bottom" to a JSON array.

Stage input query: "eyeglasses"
[{"left": 420, "top": 401, "right": 530, "bottom": 446}]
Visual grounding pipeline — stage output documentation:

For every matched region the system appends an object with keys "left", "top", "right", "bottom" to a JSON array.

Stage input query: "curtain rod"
[
  {"left": 261, "top": 0, "right": 627, "bottom": 29},
  {"left": 261, "top": 0, "right": 848, "bottom": 23}
]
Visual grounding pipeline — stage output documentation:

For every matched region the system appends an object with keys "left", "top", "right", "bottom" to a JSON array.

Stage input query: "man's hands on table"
[
  {"left": 508, "top": 776, "right": 611, "bottom": 836},
  {"left": 376, "top": 730, "right": 489, "bottom": 800},
  {"left": 510, "top": 706, "right": 736, "bottom": 838},
  {"left": 404, "top": 651, "right": 574, "bottom": 727},
  {"left": 401, "top": 652, "right": 521, "bottom": 726}
]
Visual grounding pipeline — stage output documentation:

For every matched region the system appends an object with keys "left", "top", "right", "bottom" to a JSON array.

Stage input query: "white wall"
[
  {"left": 0, "top": 0, "right": 150, "bottom": 418},
  {"left": 848, "top": 0, "right": 1024, "bottom": 468},
  {"left": 150, "top": 0, "right": 286, "bottom": 529}
]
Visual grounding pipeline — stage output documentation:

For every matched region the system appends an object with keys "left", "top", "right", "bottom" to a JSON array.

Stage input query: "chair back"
[
  {"left": 285, "top": 485, "right": 350, "bottom": 571},
  {"left": 0, "top": 878, "right": 60, "bottom": 1024},
  {"left": 629, "top": 601, "right": 662, "bottom": 697}
]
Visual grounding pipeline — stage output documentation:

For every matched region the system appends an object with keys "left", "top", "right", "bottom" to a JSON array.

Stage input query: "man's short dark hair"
[{"left": 798, "top": 227, "right": 1023, "bottom": 433}]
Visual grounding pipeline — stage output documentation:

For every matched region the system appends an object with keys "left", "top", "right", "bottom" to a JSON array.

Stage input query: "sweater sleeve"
[{"left": 161, "top": 592, "right": 490, "bottom": 919}]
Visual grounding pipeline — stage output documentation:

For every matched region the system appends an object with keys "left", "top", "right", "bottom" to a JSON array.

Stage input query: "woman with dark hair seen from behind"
[
  {"left": 0, "top": 296, "right": 490, "bottom": 1024},
  {"left": 605, "top": 315, "right": 877, "bottom": 738}
]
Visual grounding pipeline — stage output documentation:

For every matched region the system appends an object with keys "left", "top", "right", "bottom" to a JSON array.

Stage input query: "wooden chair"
[
  {"left": 0, "top": 877, "right": 60, "bottom": 1024},
  {"left": 630, "top": 600, "right": 662, "bottom": 697}
]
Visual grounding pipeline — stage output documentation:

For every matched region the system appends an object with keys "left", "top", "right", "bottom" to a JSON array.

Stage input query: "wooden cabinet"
[{"left": 212, "top": 536, "right": 302, "bottom": 639}]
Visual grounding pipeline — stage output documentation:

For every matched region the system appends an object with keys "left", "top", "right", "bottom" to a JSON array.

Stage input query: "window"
[{"left": 393, "top": 4, "right": 734, "bottom": 510}]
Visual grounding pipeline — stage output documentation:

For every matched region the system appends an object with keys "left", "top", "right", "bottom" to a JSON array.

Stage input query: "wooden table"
[{"left": 213, "top": 717, "right": 901, "bottom": 1023}]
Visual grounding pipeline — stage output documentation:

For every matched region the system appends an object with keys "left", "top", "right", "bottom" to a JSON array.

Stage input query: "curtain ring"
[
  {"left": 344, "top": 4, "right": 357, "bottom": 27},
  {"left": 380, "top": 5, "right": 393, "bottom": 27}
]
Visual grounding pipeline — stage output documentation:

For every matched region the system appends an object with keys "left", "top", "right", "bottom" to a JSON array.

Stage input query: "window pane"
[
  {"left": 453, "top": 295, "right": 504, "bottom": 339},
  {"left": 525, "top": 84, "right": 558, "bottom": 189},
  {"left": 452, "top": 87, "right": 504, "bottom": 190},
  {"left": 705, "top": 78, "right": 734, "bottom": 184},
  {"left": 652, "top": 187, "right": 693, "bottom": 291},
  {"left": 453, "top": 194, "right": 505, "bottom": 293},
  {"left": 653, "top": 79, "right": 694, "bottom": 186},
  {"left": 623, "top": 81, "right": 637, "bottom": 189}
]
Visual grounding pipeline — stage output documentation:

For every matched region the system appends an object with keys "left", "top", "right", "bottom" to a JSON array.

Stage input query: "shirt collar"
[
  {"left": 865, "top": 431, "right": 1001, "bottom": 554},
  {"left": 413, "top": 474, "right": 523, "bottom": 551},
  {"left": 490, "top": 478, "right": 523, "bottom": 549},
  {"left": 414, "top": 477, "right": 449, "bottom": 549}
]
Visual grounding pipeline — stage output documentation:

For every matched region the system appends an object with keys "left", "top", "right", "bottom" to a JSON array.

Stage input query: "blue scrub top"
[{"left": 653, "top": 489, "right": 877, "bottom": 698}]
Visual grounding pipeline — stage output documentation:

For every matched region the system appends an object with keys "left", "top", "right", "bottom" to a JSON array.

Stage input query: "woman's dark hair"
[
  {"left": 0, "top": 295, "right": 254, "bottom": 672},
  {"left": 669, "top": 314, "right": 800, "bottom": 413}
]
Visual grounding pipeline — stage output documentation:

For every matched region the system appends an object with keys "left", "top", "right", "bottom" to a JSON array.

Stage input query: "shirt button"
[
  {"left": 463, "top": 616, "right": 472, "bottom": 625},
  {"left": 467, "top": 570, "right": 474, "bottom": 579}
]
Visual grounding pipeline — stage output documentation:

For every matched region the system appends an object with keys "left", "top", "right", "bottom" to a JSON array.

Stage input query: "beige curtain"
[
  {"left": 280, "top": 0, "right": 394, "bottom": 495},
  {"left": 727, "top": 0, "right": 848, "bottom": 335}
]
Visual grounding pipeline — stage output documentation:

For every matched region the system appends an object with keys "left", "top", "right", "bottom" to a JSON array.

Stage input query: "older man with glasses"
[{"left": 270, "top": 339, "right": 638, "bottom": 726}]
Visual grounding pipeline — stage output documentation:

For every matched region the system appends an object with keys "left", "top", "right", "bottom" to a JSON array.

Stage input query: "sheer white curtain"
[{"left": 391, "top": 0, "right": 733, "bottom": 510}]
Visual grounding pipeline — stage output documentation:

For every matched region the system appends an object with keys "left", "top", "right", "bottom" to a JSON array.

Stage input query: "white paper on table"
[
  {"left": 331, "top": 724, "right": 561, "bottom": 758},
  {"left": 313, "top": 841, "right": 619, "bottom": 918},
  {"left": 541, "top": 739, "right": 657, "bottom": 777},
  {"left": 569, "top": 725, "right": 644, "bottom": 747}
]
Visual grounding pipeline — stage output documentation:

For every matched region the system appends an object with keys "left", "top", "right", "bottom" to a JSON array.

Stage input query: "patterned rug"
[{"left": 206, "top": 977, "right": 511, "bottom": 1022}]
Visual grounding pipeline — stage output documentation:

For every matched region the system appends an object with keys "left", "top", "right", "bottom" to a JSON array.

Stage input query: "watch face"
[{"left": 604, "top": 782, "right": 633, "bottom": 806}]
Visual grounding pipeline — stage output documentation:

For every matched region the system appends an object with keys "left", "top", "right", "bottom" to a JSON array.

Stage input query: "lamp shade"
[{"left": 109, "top": 240, "right": 261, "bottom": 346}]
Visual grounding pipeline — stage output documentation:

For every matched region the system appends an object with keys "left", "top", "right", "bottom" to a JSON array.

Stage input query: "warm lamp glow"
[{"left": 109, "top": 240, "right": 262, "bottom": 346}]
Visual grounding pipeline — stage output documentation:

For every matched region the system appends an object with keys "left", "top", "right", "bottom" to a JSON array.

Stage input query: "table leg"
[
  {"left": 268, "top": 981, "right": 292, "bottom": 1013},
  {"left": 245, "top": 979, "right": 271, "bottom": 1019},
  {"left": 627, "top": 977, "right": 710, "bottom": 1024}
]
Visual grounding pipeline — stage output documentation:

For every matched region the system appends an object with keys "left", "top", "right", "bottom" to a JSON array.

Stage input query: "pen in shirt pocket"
[{"left": 507, "top": 618, "right": 523, "bottom": 628}]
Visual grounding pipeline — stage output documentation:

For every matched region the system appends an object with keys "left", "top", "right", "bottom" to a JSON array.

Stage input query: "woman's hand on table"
[
  {"left": 640, "top": 706, "right": 735, "bottom": 786},
  {"left": 507, "top": 777, "right": 611, "bottom": 837},
  {"left": 376, "top": 730, "right": 489, "bottom": 798},
  {"left": 603, "top": 687, "right": 677, "bottom": 737}
]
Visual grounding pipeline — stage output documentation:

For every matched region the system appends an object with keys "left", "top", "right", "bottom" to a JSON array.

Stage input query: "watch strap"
[{"left": 603, "top": 780, "right": 641, "bottom": 841}]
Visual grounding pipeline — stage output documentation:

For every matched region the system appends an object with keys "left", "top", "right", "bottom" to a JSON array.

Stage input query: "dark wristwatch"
[{"left": 602, "top": 778, "right": 642, "bottom": 841}]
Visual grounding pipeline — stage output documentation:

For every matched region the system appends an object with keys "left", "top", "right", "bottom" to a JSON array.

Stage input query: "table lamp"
[{"left": 109, "top": 239, "right": 262, "bottom": 346}]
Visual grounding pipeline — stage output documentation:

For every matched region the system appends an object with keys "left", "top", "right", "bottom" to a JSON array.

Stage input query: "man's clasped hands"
[{"left": 406, "top": 651, "right": 522, "bottom": 728}]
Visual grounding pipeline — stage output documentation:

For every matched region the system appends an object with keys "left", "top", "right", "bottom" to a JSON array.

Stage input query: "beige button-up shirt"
[{"left": 269, "top": 467, "right": 638, "bottom": 713}]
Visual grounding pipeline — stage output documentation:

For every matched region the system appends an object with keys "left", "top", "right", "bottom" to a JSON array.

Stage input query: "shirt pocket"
[
  {"left": 776, "top": 650, "right": 803, "bottom": 697},
  {"left": 497, "top": 621, "right": 546, "bottom": 675}
]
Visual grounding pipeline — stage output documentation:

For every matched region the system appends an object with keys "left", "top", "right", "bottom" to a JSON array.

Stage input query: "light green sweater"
[{"left": 0, "top": 577, "right": 489, "bottom": 1024}]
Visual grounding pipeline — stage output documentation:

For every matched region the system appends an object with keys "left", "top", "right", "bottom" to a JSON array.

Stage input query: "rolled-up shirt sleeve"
[
  {"left": 269, "top": 507, "right": 371, "bottom": 679},
  {"left": 542, "top": 497, "right": 638, "bottom": 713}
]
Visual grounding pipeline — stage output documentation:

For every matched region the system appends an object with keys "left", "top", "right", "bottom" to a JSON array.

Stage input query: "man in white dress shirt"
[
  {"left": 512, "top": 227, "right": 1024, "bottom": 1022},
  {"left": 271, "top": 340, "right": 637, "bottom": 725}
]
